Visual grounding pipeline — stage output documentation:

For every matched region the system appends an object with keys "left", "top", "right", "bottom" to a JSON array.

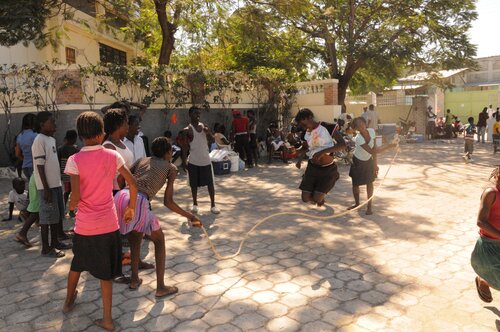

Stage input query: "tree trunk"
[
  {"left": 330, "top": 60, "right": 365, "bottom": 114},
  {"left": 338, "top": 77, "right": 348, "bottom": 113},
  {"left": 155, "top": 2, "right": 176, "bottom": 65}
]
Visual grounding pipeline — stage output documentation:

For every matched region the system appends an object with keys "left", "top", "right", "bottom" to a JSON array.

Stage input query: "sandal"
[
  {"left": 114, "top": 275, "right": 131, "bottom": 284},
  {"left": 475, "top": 276, "right": 493, "bottom": 303},
  {"left": 42, "top": 248, "right": 65, "bottom": 258},
  {"left": 54, "top": 242, "right": 73, "bottom": 250},
  {"left": 15, "top": 234, "right": 33, "bottom": 248},
  {"left": 155, "top": 285, "right": 179, "bottom": 299},
  {"left": 129, "top": 278, "right": 143, "bottom": 290},
  {"left": 138, "top": 261, "right": 155, "bottom": 270}
]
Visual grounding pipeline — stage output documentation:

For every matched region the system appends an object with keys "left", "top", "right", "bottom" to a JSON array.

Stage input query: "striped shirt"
[{"left": 131, "top": 157, "right": 177, "bottom": 200}]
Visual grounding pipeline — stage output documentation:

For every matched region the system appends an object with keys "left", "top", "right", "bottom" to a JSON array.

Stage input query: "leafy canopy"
[
  {"left": 0, "top": 0, "right": 76, "bottom": 48},
  {"left": 175, "top": 4, "right": 315, "bottom": 82},
  {"left": 250, "top": 0, "right": 477, "bottom": 103}
]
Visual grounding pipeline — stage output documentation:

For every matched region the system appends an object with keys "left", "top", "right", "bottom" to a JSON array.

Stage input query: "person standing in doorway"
[
  {"left": 477, "top": 107, "right": 489, "bottom": 143},
  {"left": 180, "top": 106, "right": 220, "bottom": 215}
]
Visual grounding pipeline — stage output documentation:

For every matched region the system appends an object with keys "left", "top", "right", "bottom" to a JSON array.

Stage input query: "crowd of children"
[{"left": 2, "top": 105, "right": 398, "bottom": 330}]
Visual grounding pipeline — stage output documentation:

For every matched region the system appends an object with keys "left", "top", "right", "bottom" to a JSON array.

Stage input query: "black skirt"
[
  {"left": 349, "top": 156, "right": 375, "bottom": 186},
  {"left": 71, "top": 230, "right": 122, "bottom": 280},
  {"left": 299, "top": 161, "right": 339, "bottom": 194}
]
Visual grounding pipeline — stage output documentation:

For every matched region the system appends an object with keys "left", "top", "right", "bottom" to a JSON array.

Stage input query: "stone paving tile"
[
  {"left": 2, "top": 141, "right": 500, "bottom": 330},
  {"left": 266, "top": 316, "right": 300, "bottom": 332}
]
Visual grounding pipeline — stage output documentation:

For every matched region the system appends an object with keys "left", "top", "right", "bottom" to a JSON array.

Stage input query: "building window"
[
  {"left": 99, "top": 43, "right": 127, "bottom": 65},
  {"left": 65, "top": 47, "right": 76, "bottom": 64}
]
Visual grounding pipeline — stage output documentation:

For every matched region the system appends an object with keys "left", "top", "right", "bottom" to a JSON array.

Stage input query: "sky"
[{"left": 469, "top": 0, "right": 500, "bottom": 58}]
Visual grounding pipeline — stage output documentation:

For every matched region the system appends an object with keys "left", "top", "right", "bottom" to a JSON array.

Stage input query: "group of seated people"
[{"left": 210, "top": 121, "right": 301, "bottom": 164}]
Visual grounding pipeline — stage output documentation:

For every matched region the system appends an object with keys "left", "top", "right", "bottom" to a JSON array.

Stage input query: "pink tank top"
[{"left": 480, "top": 188, "right": 500, "bottom": 240}]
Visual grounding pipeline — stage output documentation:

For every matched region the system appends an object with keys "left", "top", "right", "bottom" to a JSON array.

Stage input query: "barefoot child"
[
  {"left": 15, "top": 175, "right": 40, "bottom": 247},
  {"left": 2, "top": 178, "right": 29, "bottom": 222},
  {"left": 114, "top": 137, "right": 202, "bottom": 297},
  {"left": 348, "top": 117, "right": 377, "bottom": 215},
  {"left": 295, "top": 108, "right": 346, "bottom": 206},
  {"left": 62, "top": 112, "right": 137, "bottom": 331}
]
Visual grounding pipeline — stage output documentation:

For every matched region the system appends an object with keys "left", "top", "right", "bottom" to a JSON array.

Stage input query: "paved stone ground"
[{"left": 1, "top": 140, "right": 500, "bottom": 331}]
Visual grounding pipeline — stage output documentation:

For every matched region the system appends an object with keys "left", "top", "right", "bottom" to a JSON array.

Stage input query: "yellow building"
[{"left": 0, "top": 0, "right": 142, "bottom": 65}]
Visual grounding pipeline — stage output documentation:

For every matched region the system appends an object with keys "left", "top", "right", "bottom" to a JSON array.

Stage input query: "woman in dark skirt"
[
  {"left": 348, "top": 117, "right": 377, "bottom": 215},
  {"left": 295, "top": 108, "right": 345, "bottom": 206},
  {"left": 471, "top": 166, "right": 500, "bottom": 303}
]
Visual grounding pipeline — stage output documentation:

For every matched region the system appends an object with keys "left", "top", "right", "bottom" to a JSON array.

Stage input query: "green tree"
[
  {"left": 0, "top": 0, "right": 67, "bottom": 47},
  {"left": 176, "top": 4, "right": 315, "bottom": 82},
  {"left": 251, "top": 0, "right": 477, "bottom": 111},
  {"left": 115, "top": 0, "right": 231, "bottom": 65}
]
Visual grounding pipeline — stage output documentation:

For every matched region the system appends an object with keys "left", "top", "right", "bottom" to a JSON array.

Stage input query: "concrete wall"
[
  {"left": 345, "top": 103, "right": 414, "bottom": 125},
  {"left": 290, "top": 105, "right": 342, "bottom": 123},
  {"left": 0, "top": 107, "right": 264, "bottom": 167},
  {"left": 293, "top": 79, "right": 340, "bottom": 122},
  {"left": 445, "top": 89, "right": 500, "bottom": 119},
  {"left": 464, "top": 55, "right": 500, "bottom": 85}
]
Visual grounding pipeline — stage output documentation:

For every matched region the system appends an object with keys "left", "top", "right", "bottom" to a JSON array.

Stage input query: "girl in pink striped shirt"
[{"left": 62, "top": 112, "right": 138, "bottom": 332}]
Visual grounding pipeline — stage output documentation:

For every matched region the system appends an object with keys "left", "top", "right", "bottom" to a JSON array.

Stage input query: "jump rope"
[{"left": 197, "top": 136, "right": 402, "bottom": 260}]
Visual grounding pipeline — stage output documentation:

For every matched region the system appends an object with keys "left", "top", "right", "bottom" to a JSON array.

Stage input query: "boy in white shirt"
[
  {"left": 2, "top": 178, "right": 29, "bottom": 222},
  {"left": 32, "top": 111, "right": 71, "bottom": 258}
]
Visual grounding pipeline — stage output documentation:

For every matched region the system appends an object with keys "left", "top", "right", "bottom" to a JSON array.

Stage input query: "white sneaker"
[
  {"left": 210, "top": 206, "right": 220, "bottom": 214},
  {"left": 191, "top": 205, "right": 198, "bottom": 213}
]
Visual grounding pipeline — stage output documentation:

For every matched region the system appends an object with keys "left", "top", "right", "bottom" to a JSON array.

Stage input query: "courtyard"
[{"left": 0, "top": 140, "right": 499, "bottom": 331}]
